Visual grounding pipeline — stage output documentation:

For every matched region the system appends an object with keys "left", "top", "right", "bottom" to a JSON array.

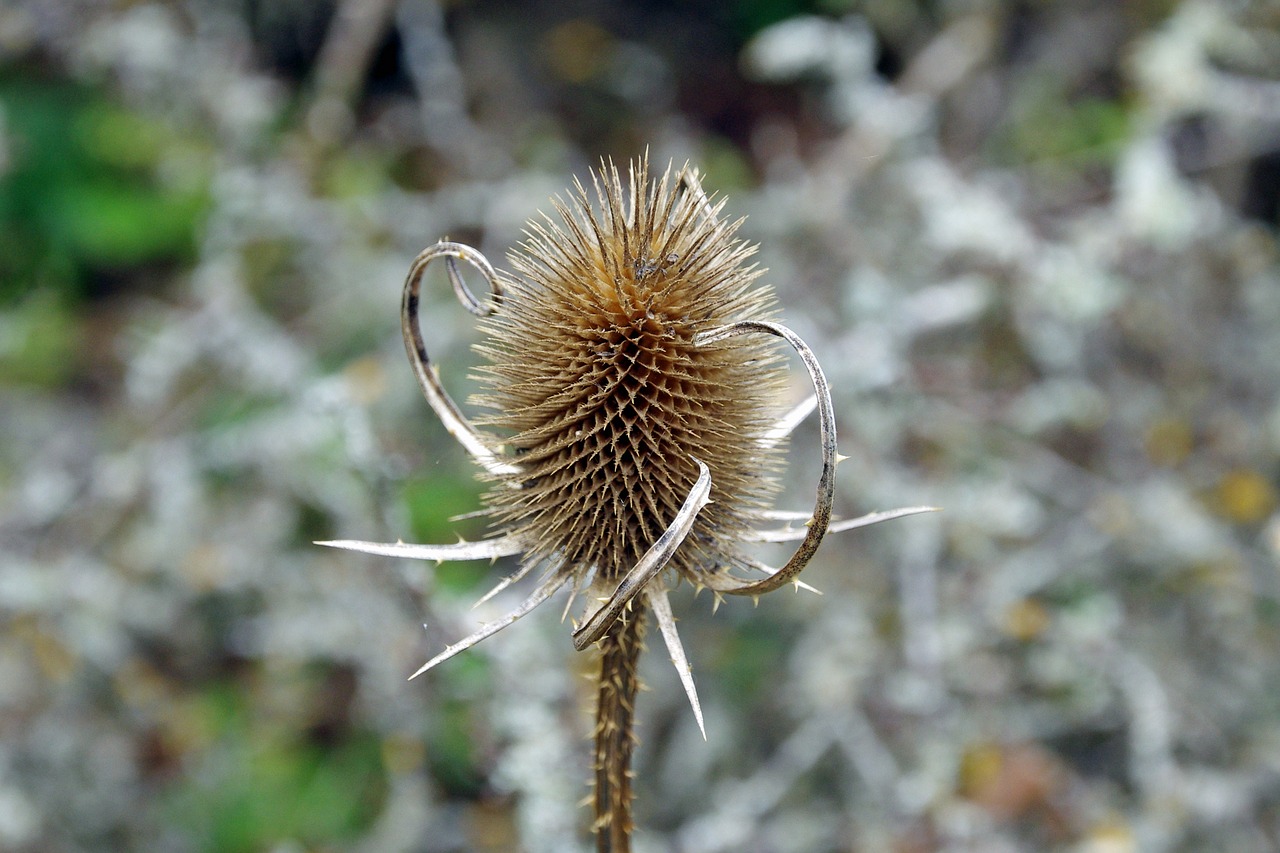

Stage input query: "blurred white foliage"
[
  {"left": 1129, "top": 1, "right": 1222, "bottom": 118},
  {"left": 1009, "top": 378, "right": 1109, "bottom": 434},
  {"left": 76, "top": 4, "right": 185, "bottom": 87},
  {"left": 742, "top": 15, "right": 875, "bottom": 85},
  {"left": 788, "top": 602, "right": 876, "bottom": 713},
  {"left": 1129, "top": 478, "right": 1230, "bottom": 566},
  {"left": 1025, "top": 245, "right": 1123, "bottom": 325},
  {"left": 744, "top": 14, "right": 931, "bottom": 140},
  {"left": 1017, "top": 244, "right": 1126, "bottom": 370},
  {"left": 908, "top": 158, "right": 1036, "bottom": 265},
  {"left": 4, "top": 1, "right": 1280, "bottom": 851},
  {"left": 0, "top": 782, "right": 39, "bottom": 848},
  {"left": 900, "top": 275, "right": 992, "bottom": 334},
  {"left": 488, "top": 602, "right": 586, "bottom": 853},
  {"left": 1114, "top": 134, "right": 1218, "bottom": 244}
]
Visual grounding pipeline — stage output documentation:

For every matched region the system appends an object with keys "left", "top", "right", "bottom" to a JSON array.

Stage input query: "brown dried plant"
[{"left": 320, "top": 158, "right": 932, "bottom": 851}]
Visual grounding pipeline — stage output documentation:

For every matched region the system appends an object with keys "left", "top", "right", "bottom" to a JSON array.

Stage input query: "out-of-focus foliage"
[
  {"left": 1, "top": 1, "right": 1278, "bottom": 852},
  {"left": 0, "top": 76, "right": 207, "bottom": 300}
]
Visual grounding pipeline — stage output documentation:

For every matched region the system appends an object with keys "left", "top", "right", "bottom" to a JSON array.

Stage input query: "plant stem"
[{"left": 593, "top": 606, "right": 646, "bottom": 852}]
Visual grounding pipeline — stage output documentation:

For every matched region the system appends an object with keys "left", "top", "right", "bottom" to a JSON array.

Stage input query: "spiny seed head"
[{"left": 473, "top": 158, "right": 789, "bottom": 589}]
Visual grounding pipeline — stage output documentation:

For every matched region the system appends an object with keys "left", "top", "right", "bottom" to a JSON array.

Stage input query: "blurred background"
[{"left": 3, "top": 1, "right": 1280, "bottom": 851}]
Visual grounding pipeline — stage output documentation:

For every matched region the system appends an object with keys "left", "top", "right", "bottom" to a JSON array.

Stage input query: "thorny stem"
[{"left": 594, "top": 607, "right": 646, "bottom": 853}]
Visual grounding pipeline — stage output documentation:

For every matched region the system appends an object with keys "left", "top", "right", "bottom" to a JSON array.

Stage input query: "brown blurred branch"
[{"left": 306, "top": 0, "right": 398, "bottom": 146}]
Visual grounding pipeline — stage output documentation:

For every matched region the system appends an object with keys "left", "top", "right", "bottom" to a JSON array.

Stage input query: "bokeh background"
[{"left": 3, "top": 1, "right": 1280, "bottom": 851}]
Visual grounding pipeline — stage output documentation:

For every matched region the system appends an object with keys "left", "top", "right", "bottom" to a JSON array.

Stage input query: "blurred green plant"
[
  {"left": 0, "top": 289, "right": 76, "bottom": 386},
  {"left": 162, "top": 678, "right": 387, "bottom": 853},
  {"left": 400, "top": 474, "right": 491, "bottom": 596},
  {"left": 0, "top": 73, "right": 209, "bottom": 305},
  {"left": 999, "top": 73, "right": 1132, "bottom": 167},
  {"left": 426, "top": 698, "right": 489, "bottom": 798}
]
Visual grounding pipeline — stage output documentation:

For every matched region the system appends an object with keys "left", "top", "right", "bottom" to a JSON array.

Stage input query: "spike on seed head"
[{"left": 472, "top": 157, "right": 789, "bottom": 595}]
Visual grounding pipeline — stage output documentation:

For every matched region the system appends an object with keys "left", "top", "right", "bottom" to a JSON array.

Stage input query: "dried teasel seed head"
[
  {"left": 472, "top": 158, "right": 790, "bottom": 593},
  {"left": 315, "top": 155, "right": 937, "bottom": 851}
]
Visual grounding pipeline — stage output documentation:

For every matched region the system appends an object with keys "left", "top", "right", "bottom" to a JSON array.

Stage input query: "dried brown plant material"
[
  {"left": 476, "top": 159, "right": 787, "bottom": 604},
  {"left": 320, "top": 157, "right": 934, "bottom": 850}
]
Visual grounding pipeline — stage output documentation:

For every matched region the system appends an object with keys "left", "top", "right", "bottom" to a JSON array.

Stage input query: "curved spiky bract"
[
  {"left": 473, "top": 159, "right": 788, "bottom": 591},
  {"left": 401, "top": 242, "right": 519, "bottom": 477}
]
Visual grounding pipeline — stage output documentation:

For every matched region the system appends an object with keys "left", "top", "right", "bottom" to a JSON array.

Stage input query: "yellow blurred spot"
[
  {"left": 1144, "top": 416, "right": 1193, "bottom": 467},
  {"left": 543, "top": 19, "right": 613, "bottom": 83},
  {"left": 156, "top": 694, "right": 219, "bottom": 757},
  {"left": 958, "top": 742, "right": 1064, "bottom": 822},
  {"left": 1214, "top": 468, "right": 1277, "bottom": 524},
  {"left": 1081, "top": 819, "right": 1136, "bottom": 853},
  {"left": 344, "top": 355, "right": 388, "bottom": 405},
  {"left": 381, "top": 732, "right": 426, "bottom": 775},
  {"left": 1002, "top": 599, "right": 1050, "bottom": 641},
  {"left": 957, "top": 742, "right": 1003, "bottom": 798},
  {"left": 12, "top": 616, "right": 77, "bottom": 682},
  {"left": 468, "top": 798, "right": 519, "bottom": 851}
]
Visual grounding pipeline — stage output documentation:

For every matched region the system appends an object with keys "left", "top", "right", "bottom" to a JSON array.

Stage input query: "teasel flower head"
[
  {"left": 476, "top": 159, "right": 790, "bottom": 607},
  {"left": 320, "top": 157, "right": 935, "bottom": 734}
]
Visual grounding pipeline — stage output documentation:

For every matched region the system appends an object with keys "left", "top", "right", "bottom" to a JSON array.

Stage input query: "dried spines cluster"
[
  {"left": 473, "top": 161, "right": 788, "bottom": 592},
  {"left": 318, "top": 157, "right": 936, "bottom": 851}
]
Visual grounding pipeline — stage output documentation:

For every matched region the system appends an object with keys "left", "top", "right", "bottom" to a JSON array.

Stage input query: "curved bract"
[{"left": 400, "top": 241, "right": 519, "bottom": 478}]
